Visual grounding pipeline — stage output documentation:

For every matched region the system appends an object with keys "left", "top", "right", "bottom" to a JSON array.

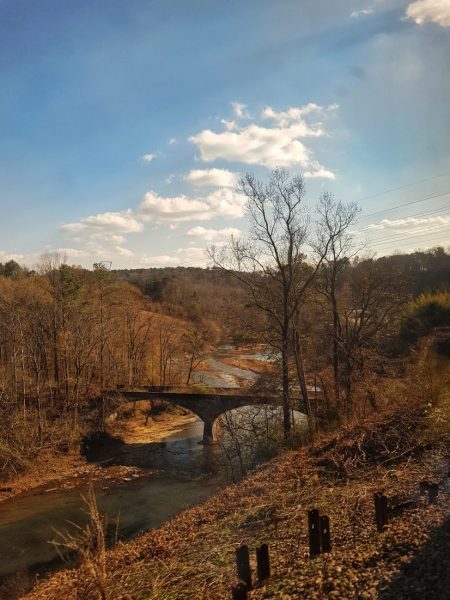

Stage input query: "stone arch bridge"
[{"left": 121, "top": 389, "right": 309, "bottom": 444}]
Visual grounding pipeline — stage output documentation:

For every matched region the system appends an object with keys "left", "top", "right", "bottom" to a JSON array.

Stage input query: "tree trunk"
[{"left": 281, "top": 330, "right": 291, "bottom": 442}]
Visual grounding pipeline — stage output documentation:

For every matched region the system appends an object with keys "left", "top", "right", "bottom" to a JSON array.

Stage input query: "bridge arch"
[{"left": 121, "top": 390, "right": 287, "bottom": 444}]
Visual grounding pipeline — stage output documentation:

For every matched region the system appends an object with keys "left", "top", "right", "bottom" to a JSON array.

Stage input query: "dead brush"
[
  {"left": 311, "top": 405, "right": 426, "bottom": 478},
  {"left": 51, "top": 479, "right": 112, "bottom": 600}
]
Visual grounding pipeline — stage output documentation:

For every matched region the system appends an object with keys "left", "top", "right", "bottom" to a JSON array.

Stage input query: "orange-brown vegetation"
[{"left": 21, "top": 390, "right": 450, "bottom": 599}]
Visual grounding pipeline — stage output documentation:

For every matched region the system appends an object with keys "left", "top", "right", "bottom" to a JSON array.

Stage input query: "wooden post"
[
  {"left": 374, "top": 492, "right": 381, "bottom": 531},
  {"left": 320, "top": 515, "right": 331, "bottom": 553},
  {"left": 374, "top": 492, "right": 388, "bottom": 532},
  {"left": 428, "top": 483, "right": 439, "bottom": 504},
  {"left": 381, "top": 493, "right": 389, "bottom": 527},
  {"left": 308, "top": 509, "right": 321, "bottom": 557},
  {"left": 419, "top": 480, "right": 429, "bottom": 496},
  {"left": 236, "top": 545, "right": 252, "bottom": 590},
  {"left": 256, "top": 543, "right": 270, "bottom": 581},
  {"left": 231, "top": 582, "right": 247, "bottom": 600}
]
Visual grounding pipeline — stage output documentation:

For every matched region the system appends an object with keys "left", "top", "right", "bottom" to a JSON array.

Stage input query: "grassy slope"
[{"left": 21, "top": 402, "right": 450, "bottom": 600}]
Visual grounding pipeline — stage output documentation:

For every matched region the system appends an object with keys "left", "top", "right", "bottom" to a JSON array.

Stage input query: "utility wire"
[
  {"left": 354, "top": 205, "right": 450, "bottom": 236},
  {"left": 356, "top": 171, "right": 450, "bottom": 203},
  {"left": 369, "top": 225, "right": 450, "bottom": 248},
  {"left": 358, "top": 190, "right": 450, "bottom": 220}
]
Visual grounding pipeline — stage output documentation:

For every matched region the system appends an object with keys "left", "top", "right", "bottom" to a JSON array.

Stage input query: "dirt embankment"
[
  {"left": 21, "top": 405, "right": 450, "bottom": 600},
  {"left": 0, "top": 404, "right": 196, "bottom": 505}
]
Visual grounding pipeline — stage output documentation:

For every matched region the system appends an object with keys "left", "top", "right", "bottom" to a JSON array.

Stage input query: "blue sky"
[{"left": 1, "top": 0, "right": 449, "bottom": 268}]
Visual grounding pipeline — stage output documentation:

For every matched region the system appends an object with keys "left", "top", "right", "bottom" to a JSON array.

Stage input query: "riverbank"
[
  {"left": 21, "top": 403, "right": 450, "bottom": 599},
  {"left": 0, "top": 407, "right": 198, "bottom": 505}
]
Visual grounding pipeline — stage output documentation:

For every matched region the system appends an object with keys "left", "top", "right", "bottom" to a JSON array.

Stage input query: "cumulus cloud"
[
  {"left": 367, "top": 215, "right": 450, "bottom": 233},
  {"left": 189, "top": 102, "right": 336, "bottom": 175},
  {"left": 184, "top": 168, "right": 238, "bottom": 188},
  {"left": 140, "top": 247, "right": 208, "bottom": 267},
  {"left": 304, "top": 162, "right": 336, "bottom": 180},
  {"left": 186, "top": 226, "right": 240, "bottom": 242},
  {"left": 405, "top": 0, "right": 450, "bottom": 26},
  {"left": 61, "top": 210, "right": 143, "bottom": 242},
  {"left": 60, "top": 209, "right": 141, "bottom": 262},
  {"left": 142, "top": 153, "right": 157, "bottom": 162},
  {"left": 350, "top": 8, "right": 374, "bottom": 18},
  {"left": 138, "top": 188, "right": 246, "bottom": 223}
]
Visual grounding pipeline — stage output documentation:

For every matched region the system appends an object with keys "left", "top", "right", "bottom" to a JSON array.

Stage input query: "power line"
[
  {"left": 356, "top": 171, "right": 450, "bottom": 204},
  {"left": 369, "top": 225, "right": 450, "bottom": 248},
  {"left": 358, "top": 190, "right": 450, "bottom": 220},
  {"left": 353, "top": 204, "right": 450, "bottom": 236},
  {"left": 372, "top": 236, "right": 450, "bottom": 252}
]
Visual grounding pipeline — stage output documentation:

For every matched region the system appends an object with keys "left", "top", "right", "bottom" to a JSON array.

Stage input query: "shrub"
[{"left": 400, "top": 292, "right": 450, "bottom": 343}]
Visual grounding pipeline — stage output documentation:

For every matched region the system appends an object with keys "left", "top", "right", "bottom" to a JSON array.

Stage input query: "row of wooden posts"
[{"left": 231, "top": 480, "right": 440, "bottom": 598}]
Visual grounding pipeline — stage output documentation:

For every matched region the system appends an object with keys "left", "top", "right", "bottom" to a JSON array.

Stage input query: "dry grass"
[
  {"left": 51, "top": 480, "right": 109, "bottom": 600},
  {"left": 23, "top": 402, "right": 450, "bottom": 600}
]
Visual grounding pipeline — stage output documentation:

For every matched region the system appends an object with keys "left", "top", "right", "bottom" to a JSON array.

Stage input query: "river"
[{"left": 0, "top": 346, "right": 302, "bottom": 585}]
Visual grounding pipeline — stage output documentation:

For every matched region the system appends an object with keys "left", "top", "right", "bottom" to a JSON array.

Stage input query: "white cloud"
[
  {"left": 0, "top": 250, "right": 24, "bottom": 262},
  {"left": 186, "top": 226, "right": 240, "bottom": 242},
  {"left": 60, "top": 211, "right": 141, "bottom": 263},
  {"left": 304, "top": 162, "right": 336, "bottom": 180},
  {"left": 190, "top": 102, "right": 336, "bottom": 175},
  {"left": 261, "top": 103, "right": 337, "bottom": 127},
  {"left": 115, "top": 246, "right": 134, "bottom": 257},
  {"left": 232, "top": 101, "right": 251, "bottom": 119},
  {"left": 168, "top": 138, "right": 177, "bottom": 145},
  {"left": 221, "top": 119, "right": 238, "bottom": 131},
  {"left": 184, "top": 168, "right": 238, "bottom": 188},
  {"left": 139, "top": 193, "right": 211, "bottom": 223},
  {"left": 350, "top": 8, "right": 374, "bottom": 18},
  {"left": 367, "top": 215, "right": 450, "bottom": 233},
  {"left": 61, "top": 210, "right": 143, "bottom": 242},
  {"left": 140, "top": 247, "right": 208, "bottom": 267},
  {"left": 138, "top": 188, "right": 246, "bottom": 223},
  {"left": 406, "top": 0, "right": 450, "bottom": 26},
  {"left": 56, "top": 247, "right": 87, "bottom": 259},
  {"left": 142, "top": 153, "right": 157, "bottom": 162}
]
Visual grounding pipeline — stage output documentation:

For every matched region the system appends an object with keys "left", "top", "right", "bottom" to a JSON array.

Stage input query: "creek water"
[
  {"left": 0, "top": 347, "right": 267, "bottom": 581},
  {"left": 0, "top": 419, "right": 220, "bottom": 579}
]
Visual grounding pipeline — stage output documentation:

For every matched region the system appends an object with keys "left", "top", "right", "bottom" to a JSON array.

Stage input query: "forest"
[{"left": 0, "top": 238, "right": 449, "bottom": 483}]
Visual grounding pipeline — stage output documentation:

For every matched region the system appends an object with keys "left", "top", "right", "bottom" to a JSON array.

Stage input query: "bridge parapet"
[{"left": 120, "top": 390, "right": 313, "bottom": 444}]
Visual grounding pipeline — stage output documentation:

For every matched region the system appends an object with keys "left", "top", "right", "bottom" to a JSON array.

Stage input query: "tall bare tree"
[
  {"left": 314, "top": 192, "right": 360, "bottom": 407},
  {"left": 210, "top": 169, "right": 328, "bottom": 440}
]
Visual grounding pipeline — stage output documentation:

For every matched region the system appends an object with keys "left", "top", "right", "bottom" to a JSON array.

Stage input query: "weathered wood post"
[
  {"left": 428, "top": 483, "right": 439, "bottom": 504},
  {"left": 308, "top": 509, "right": 321, "bottom": 557},
  {"left": 256, "top": 543, "right": 270, "bottom": 581},
  {"left": 231, "top": 582, "right": 247, "bottom": 599},
  {"left": 236, "top": 545, "right": 252, "bottom": 590},
  {"left": 319, "top": 515, "right": 331, "bottom": 553},
  {"left": 374, "top": 492, "right": 389, "bottom": 532}
]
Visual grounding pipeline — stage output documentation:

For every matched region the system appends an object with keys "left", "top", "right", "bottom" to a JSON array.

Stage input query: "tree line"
[
  {"left": 209, "top": 169, "right": 449, "bottom": 440},
  {"left": 0, "top": 257, "right": 220, "bottom": 479},
  {"left": 0, "top": 169, "right": 448, "bottom": 476}
]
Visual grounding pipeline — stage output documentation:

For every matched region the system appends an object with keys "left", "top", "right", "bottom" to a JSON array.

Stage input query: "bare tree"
[
  {"left": 184, "top": 324, "right": 208, "bottom": 385},
  {"left": 338, "top": 258, "right": 405, "bottom": 414},
  {"left": 209, "top": 169, "right": 327, "bottom": 440},
  {"left": 314, "top": 192, "right": 360, "bottom": 407}
]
